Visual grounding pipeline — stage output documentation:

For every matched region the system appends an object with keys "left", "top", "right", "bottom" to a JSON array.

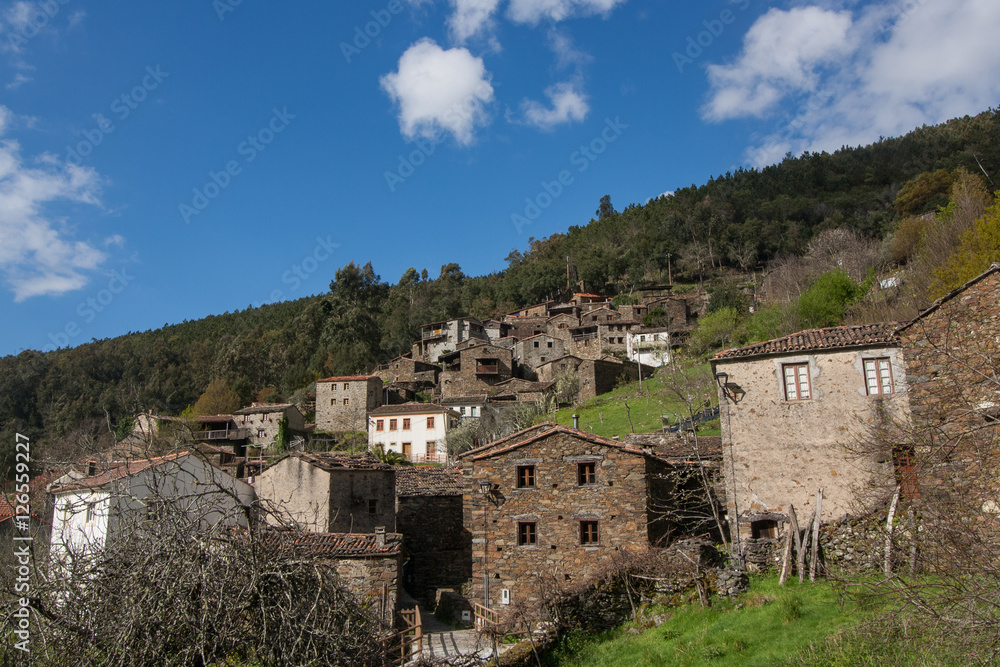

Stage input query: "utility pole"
[{"left": 667, "top": 253, "right": 673, "bottom": 287}]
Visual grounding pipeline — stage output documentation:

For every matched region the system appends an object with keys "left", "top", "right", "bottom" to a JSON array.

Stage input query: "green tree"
[
  {"left": 930, "top": 197, "right": 1000, "bottom": 296},
  {"left": 192, "top": 378, "right": 241, "bottom": 416},
  {"left": 688, "top": 307, "right": 743, "bottom": 356},
  {"left": 797, "top": 270, "right": 866, "bottom": 329}
]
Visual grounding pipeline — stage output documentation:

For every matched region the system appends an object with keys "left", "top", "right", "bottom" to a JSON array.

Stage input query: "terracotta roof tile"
[
  {"left": 394, "top": 467, "right": 464, "bottom": 496},
  {"left": 273, "top": 531, "right": 402, "bottom": 558},
  {"left": 316, "top": 375, "right": 380, "bottom": 382},
  {"left": 713, "top": 323, "right": 899, "bottom": 361},
  {"left": 461, "top": 422, "right": 654, "bottom": 461},
  {"left": 369, "top": 402, "right": 460, "bottom": 417},
  {"left": 273, "top": 451, "right": 392, "bottom": 472},
  {"left": 232, "top": 403, "right": 296, "bottom": 415}
]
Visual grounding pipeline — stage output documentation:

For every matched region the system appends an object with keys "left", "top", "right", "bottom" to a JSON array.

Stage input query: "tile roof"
[
  {"left": 394, "top": 467, "right": 464, "bottom": 496},
  {"left": 623, "top": 434, "right": 723, "bottom": 461},
  {"left": 317, "top": 375, "right": 380, "bottom": 382},
  {"left": 50, "top": 451, "right": 191, "bottom": 493},
  {"left": 713, "top": 323, "right": 899, "bottom": 361},
  {"left": 460, "top": 422, "right": 654, "bottom": 461},
  {"left": 232, "top": 403, "right": 296, "bottom": 415},
  {"left": 271, "top": 451, "right": 393, "bottom": 472},
  {"left": 272, "top": 531, "right": 402, "bottom": 558},
  {"left": 369, "top": 402, "right": 461, "bottom": 417},
  {"left": 196, "top": 414, "right": 236, "bottom": 424}
]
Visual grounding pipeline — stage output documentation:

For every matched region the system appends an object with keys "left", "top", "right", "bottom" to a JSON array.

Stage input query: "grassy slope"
[
  {"left": 548, "top": 366, "right": 721, "bottom": 439},
  {"left": 546, "top": 576, "right": 857, "bottom": 667}
]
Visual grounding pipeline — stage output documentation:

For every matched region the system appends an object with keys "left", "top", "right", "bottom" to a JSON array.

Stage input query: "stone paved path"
[{"left": 406, "top": 601, "right": 510, "bottom": 665}]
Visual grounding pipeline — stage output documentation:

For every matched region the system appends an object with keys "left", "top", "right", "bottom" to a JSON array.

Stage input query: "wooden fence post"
[{"left": 809, "top": 488, "right": 823, "bottom": 582}]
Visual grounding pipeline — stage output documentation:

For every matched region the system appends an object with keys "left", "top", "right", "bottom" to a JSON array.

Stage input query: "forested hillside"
[{"left": 3, "top": 108, "right": 999, "bottom": 472}]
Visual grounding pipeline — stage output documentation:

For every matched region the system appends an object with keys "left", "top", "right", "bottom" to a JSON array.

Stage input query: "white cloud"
[
  {"left": 447, "top": 0, "right": 503, "bottom": 42},
  {"left": 548, "top": 29, "right": 592, "bottom": 69},
  {"left": 519, "top": 80, "right": 588, "bottom": 130},
  {"left": 0, "top": 106, "right": 108, "bottom": 301},
  {"left": 705, "top": 0, "right": 1000, "bottom": 168},
  {"left": 703, "top": 7, "right": 853, "bottom": 122},
  {"left": 506, "top": 0, "right": 626, "bottom": 25},
  {"left": 380, "top": 39, "right": 495, "bottom": 145}
]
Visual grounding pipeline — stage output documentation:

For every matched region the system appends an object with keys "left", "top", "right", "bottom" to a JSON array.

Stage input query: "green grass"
[
  {"left": 543, "top": 576, "right": 859, "bottom": 667},
  {"left": 549, "top": 365, "right": 721, "bottom": 439}
]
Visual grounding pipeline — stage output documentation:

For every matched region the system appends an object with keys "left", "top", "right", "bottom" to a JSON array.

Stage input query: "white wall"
[{"left": 369, "top": 411, "right": 454, "bottom": 462}]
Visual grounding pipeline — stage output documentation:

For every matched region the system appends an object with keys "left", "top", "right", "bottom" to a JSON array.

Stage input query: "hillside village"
[{"left": 9, "top": 262, "right": 999, "bottom": 663}]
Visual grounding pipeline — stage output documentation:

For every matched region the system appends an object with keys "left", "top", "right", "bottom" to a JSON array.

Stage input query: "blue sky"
[{"left": 1, "top": 0, "right": 998, "bottom": 356}]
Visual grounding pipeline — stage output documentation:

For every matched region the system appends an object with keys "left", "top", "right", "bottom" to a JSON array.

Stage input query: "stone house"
[
  {"left": 315, "top": 375, "right": 383, "bottom": 433},
  {"left": 458, "top": 423, "right": 678, "bottom": 609},
  {"left": 535, "top": 355, "right": 585, "bottom": 384},
  {"left": 412, "top": 317, "right": 489, "bottom": 363},
  {"left": 256, "top": 452, "right": 395, "bottom": 533},
  {"left": 505, "top": 301, "right": 555, "bottom": 319},
  {"left": 597, "top": 320, "right": 640, "bottom": 356},
  {"left": 896, "top": 263, "right": 1000, "bottom": 494},
  {"left": 534, "top": 355, "right": 655, "bottom": 403},
  {"left": 376, "top": 355, "right": 440, "bottom": 387},
  {"left": 626, "top": 327, "right": 672, "bottom": 367},
  {"left": 232, "top": 403, "right": 305, "bottom": 447},
  {"left": 617, "top": 303, "right": 648, "bottom": 322},
  {"left": 545, "top": 313, "right": 580, "bottom": 341},
  {"left": 712, "top": 323, "right": 906, "bottom": 545},
  {"left": 394, "top": 467, "right": 471, "bottom": 601},
  {"left": 568, "top": 325, "right": 601, "bottom": 358},
  {"left": 514, "top": 333, "right": 567, "bottom": 375},
  {"left": 489, "top": 378, "right": 556, "bottom": 404},
  {"left": 368, "top": 403, "right": 461, "bottom": 464},
  {"left": 483, "top": 319, "right": 512, "bottom": 343},
  {"left": 438, "top": 342, "right": 514, "bottom": 398},
  {"left": 272, "top": 529, "right": 403, "bottom": 625},
  {"left": 579, "top": 306, "right": 623, "bottom": 324}
]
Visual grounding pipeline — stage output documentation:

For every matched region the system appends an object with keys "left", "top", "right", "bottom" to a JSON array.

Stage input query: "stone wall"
[
  {"left": 439, "top": 344, "right": 514, "bottom": 398},
  {"left": 462, "top": 431, "right": 655, "bottom": 609},
  {"left": 316, "top": 377, "right": 383, "bottom": 432},
  {"left": 516, "top": 335, "right": 567, "bottom": 373},
  {"left": 715, "top": 346, "right": 905, "bottom": 543},
  {"left": 396, "top": 495, "right": 472, "bottom": 600},
  {"left": 325, "top": 551, "right": 401, "bottom": 624},
  {"left": 327, "top": 469, "right": 397, "bottom": 533}
]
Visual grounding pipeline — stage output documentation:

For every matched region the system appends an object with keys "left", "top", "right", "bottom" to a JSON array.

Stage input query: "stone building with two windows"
[
  {"left": 712, "top": 323, "right": 907, "bottom": 545},
  {"left": 315, "top": 375, "right": 383, "bottom": 433}
]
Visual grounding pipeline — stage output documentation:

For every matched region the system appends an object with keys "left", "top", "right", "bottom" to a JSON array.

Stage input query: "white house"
[
  {"left": 49, "top": 451, "right": 255, "bottom": 568},
  {"left": 368, "top": 403, "right": 460, "bottom": 464},
  {"left": 440, "top": 396, "right": 488, "bottom": 421},
  {"left": 626, "top": 327, "right": 671, "bottom": 367}
]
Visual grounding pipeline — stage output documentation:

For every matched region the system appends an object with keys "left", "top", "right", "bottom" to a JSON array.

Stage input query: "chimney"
[
  {"left": 375, "top": 526, "right": 386, "bottom": 547},
  {"left": 87, "top": 460, "right": 96, "bottom": 477},
  {"left": 572, "top": 414, "right": 579, "bottom": 429}
]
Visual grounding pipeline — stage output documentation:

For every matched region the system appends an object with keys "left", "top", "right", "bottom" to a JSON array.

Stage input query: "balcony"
[{"left": 194, "top": 427, "right": 250, "bottom": 441}]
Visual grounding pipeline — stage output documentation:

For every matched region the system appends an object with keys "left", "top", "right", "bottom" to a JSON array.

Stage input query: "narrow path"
[{"left": 402, "top": 598, "right": 509, "bottom": 665}]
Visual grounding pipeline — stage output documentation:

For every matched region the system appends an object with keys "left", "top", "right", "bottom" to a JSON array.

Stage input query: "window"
[
  {"left": 751, "top": 520, "right": 778, "bottom": 539},
  {"left": 533, "top": 341, "right": 539, "bottom": 348},
  {"left": 343, "top": 398, "right": 349, "bottom": 406},
  {"left": 402, "top": 418, "right": 411, "bottom": 430},
  {"left": 368, "top": 499, "right": 378, "bottom": 515},
  {"left": 376, "top": 420, "right": 384, "bottom": 432},
  {"left": 517, "top": 522, "right": 537, "bottom": 546},
  {"left": 547, "top": 341, "right": 553, "bottom": 348},
  {"left": 343, "top": 382, "right": 350, "bottom": 390},
  {"left": 426, "top": 416, "right": 435, "bottom": 429},
  {"left": 330, "top": 399, "right": 335, "bottom": 406},
  {"left": 864, "top": 358, "right": 894, "bottom": 395},
  {"left": 580, "top": 520, "right": 599, "bottom": 545},
  {"left": 85, "top": 503, "right": 96, "bottom": 524},
  {"left": 577, "top": 462, "right": 597, "bottom": 485},
  {"left": 330, "top": 383, "right": 337, "bottom": 390},
  {"left": 783, "top": 363, "right": 811, "bottom": 401},
  {"left": 389, "top": 419, "right": 397, "bottom": 431},
  {"left": 516, "top": 465, "right": 536, "bottom": 488},
  {"left": 257, "top": 429, "right": 266, "bottom": 438},
  {"left": 470, "top": 407, "right": 477, "bottom": 417}
]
